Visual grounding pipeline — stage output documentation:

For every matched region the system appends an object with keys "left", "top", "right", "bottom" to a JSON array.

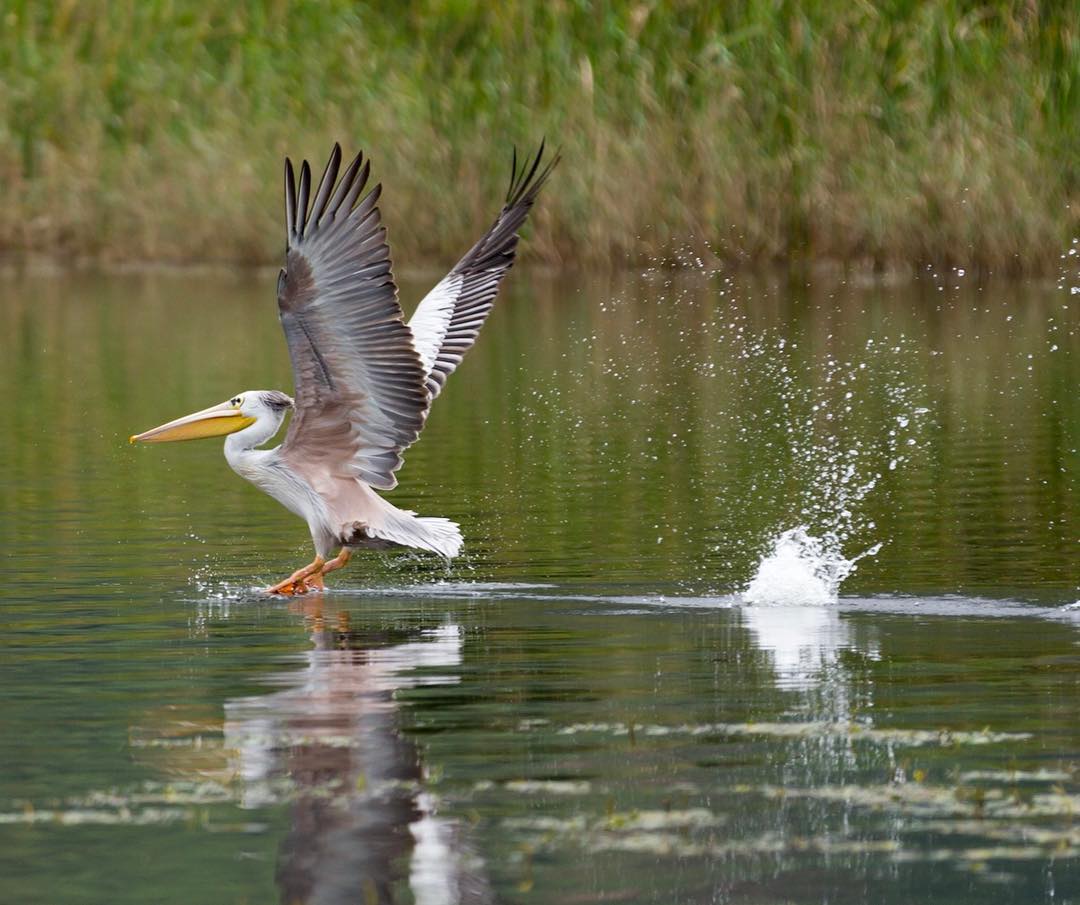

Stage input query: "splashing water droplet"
[{"left": 742, "top": 528, "right": 881, "bottom": 606}]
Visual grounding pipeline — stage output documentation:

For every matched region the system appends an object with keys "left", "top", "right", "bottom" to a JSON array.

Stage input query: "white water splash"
[
  {"left": 729, "top": 326, "right": 928, "bottom": 604},
  {"left": 743, "top": 527, "right": 881, "bottom": 606},
  {"left": 518, "top": 249, "right": 931, "bottom": 595}
]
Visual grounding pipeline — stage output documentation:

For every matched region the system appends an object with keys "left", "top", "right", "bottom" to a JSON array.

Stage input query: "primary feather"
[
  {"left": 409, "top": 142, "right": 560, "bottom": 403},
  {"left": 277, "top": 145, "right": 428, "bottom": 492}
]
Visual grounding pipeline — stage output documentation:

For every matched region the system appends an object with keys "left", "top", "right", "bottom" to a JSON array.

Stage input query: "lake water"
[{"left": 1, "top": 263, "right": 1078, "bottom": 903}]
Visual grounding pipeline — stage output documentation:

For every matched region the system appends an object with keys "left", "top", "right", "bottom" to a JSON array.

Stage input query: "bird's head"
[{"left": 130, "top": 390, "right": 294, "bottom": 445}]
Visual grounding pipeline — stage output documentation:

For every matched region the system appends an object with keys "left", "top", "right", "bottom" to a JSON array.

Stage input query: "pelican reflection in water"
[
  {"left": 223, "top": 611, "right": 489, "bottom": 903},
  {"left": 131, "top": 143, "right": 556, "bottom": 593}
]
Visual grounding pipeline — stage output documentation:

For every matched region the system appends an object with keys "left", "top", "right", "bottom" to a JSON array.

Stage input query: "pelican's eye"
[{"left": 231, "top": 396, "right": 242, "bottom": 407}]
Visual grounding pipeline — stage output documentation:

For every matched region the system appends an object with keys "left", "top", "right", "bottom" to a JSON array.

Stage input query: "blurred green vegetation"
[{"left": 0, "top": 1, "right": 1078, "bottom": 270}]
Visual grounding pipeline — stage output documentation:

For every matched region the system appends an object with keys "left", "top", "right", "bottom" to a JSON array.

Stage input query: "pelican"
[{"left": 131, "top": 143, "right": 557, "bottom": 594}]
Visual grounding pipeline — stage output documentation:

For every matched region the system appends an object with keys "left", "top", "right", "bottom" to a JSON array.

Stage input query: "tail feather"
[
  {"left": 364, "top": 507, "right": 463, "bottom": 559},
  {"left": 327, "top": 478, "right": 464, "bottom": 559},
  {"left": 413, "top": 516, "right": 464, "bottom": 559}
]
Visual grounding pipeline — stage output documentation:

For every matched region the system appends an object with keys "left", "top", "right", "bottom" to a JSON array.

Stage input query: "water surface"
[{"left": 1, "top": 265, "right": 1078, "bottom": 903}]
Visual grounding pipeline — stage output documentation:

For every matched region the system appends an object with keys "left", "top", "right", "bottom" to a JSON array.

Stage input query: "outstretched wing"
[
  {"left": 278, "top": 144, "right": 428, "bottom": 491},
  {"left": 409, "top": 142, "right": 559, "bottom": 400}
]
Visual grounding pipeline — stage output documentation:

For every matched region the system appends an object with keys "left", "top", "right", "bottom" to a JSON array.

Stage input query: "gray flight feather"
[{"left": 278, "top": 145, "right": 428, "bottom": 491}]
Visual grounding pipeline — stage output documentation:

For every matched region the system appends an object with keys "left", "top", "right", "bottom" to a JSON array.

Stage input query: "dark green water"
[{"left": 1, "top": 265, "right": 1078, "bottom": 904}]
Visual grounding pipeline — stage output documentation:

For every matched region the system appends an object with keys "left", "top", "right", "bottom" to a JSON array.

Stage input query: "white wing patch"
[
  {"left": 409, "top": 273, "right": 462, "bottom": 374},
  {"left": 404, "top": 144, "right": 558, "bottom": 409}
]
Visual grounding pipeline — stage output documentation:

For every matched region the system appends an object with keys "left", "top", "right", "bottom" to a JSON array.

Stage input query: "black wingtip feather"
[
  {"left": 311, "top": 143, "right": 343, "bottom": 229},
  {"left": 284, "top": 158, "right": 297, "bottom": 245},
  {"left": 296, "top": 161, "right": 312, "bottom": 241},
  {"left": 507, "top": 146, "right": 519, "bottom": 204},
  {"left": 285, "top": 145, "right": 379, "bottom": 249},
  {"left": 327, "top": 150, "right": 363, "bottom": 219},
  {"left": 505, "top": 139, "right": 558, "bottom": 209},
  {"left": 337, "top": 158, "right": 372, "bottom": 218}
]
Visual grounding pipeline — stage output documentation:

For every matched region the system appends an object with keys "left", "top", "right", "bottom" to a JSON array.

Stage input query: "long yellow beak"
[{"left": 129, "top": 401, "right": 257, "bottom": 444}]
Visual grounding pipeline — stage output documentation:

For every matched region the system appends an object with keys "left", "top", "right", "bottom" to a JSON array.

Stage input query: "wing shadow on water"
[{"left": 222, "top": 606, "right": 490, "bottom": 905}]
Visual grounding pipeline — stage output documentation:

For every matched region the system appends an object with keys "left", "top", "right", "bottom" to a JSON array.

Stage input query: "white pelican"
[{"left": 131, "top": 143, "right": 557, "bottom": 594}]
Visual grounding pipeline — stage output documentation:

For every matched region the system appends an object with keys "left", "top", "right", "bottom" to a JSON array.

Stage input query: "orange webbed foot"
[{"left": 266, "top": 556, "right": 325, "bottom": 595}]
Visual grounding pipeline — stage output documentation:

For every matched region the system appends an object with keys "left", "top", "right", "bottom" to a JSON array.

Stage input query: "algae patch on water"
[{"left": 552, "top": 721, "right": 1030, "bottom": 747}]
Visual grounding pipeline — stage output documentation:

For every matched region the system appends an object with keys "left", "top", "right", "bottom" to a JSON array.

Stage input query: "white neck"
[{"left": 224, "top": 410, "right": 286, "bottom": 457}]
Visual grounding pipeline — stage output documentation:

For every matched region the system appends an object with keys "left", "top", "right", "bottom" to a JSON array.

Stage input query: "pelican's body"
[
  {"left": 223, "top": 393, "right": 461, "bottom": 559},
  {"left": 132, "top": 144, "right": 556, "bottom": 592}
]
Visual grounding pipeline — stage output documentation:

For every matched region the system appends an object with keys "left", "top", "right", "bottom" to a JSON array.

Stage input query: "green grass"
[{"left": 0, "top": 1, "right": 1078, "bottom": 271}]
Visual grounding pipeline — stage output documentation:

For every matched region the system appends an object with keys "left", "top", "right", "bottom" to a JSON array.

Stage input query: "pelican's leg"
[
  {"left": 317, "top": 548, "right": 353, "bottom": 585},
  {"left": 266, "top": 556, "right": 325, "bottom": 595}
]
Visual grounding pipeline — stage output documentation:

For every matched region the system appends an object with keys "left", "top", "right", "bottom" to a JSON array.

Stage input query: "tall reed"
[{"left": 0, "top": 1, "right": 1076, "bottom": 271}]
